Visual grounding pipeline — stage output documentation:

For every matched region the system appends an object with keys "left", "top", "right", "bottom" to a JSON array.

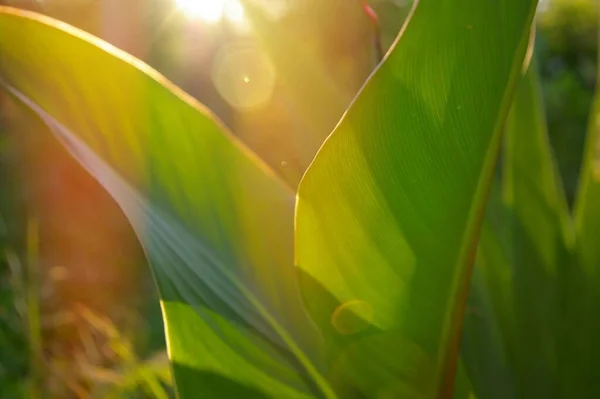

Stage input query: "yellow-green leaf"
[{"left": 0, "top": 7, "right": 331, "bottom": 398}]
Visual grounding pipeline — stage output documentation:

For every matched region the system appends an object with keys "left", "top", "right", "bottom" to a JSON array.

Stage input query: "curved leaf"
[
  {"left": 295, "top": 0, "right": 537, "bottom": 397},
  {"left": 0, "top": 7, "right": 331, "bottom": 398}
]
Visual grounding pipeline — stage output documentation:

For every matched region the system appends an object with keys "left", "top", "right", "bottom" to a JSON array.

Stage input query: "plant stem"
[{"left": 360, "top": 0, "right": 384, "bottom": 63}]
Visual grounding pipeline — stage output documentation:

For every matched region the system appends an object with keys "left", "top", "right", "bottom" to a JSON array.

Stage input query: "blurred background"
[{"left": 0, "top": 0, "right": 596, "bottom": 397}]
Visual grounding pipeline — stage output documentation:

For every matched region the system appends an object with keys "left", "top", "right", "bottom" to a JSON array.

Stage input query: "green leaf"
[
  {"left": 452, "top": 358, "right": 475, "bottom": 399},
  {"left": 295, "top": 0, "right": 537, "bottom": 397},
  {"left": 461, "top": 61, "right": 577, "bottom": 398},
  {"left": 574, "top": 96, "right": 600, "bottom": 292},
  {"left": 503, "top": 62, "right": 573, "bottom": 269},
  {"left": 460, "top": 195, "right": 518, "bottom": 399},
  {"left": 500, "top": 61, "right": 573, "bottom": 397},
  {"left": 0, "top": 7, "right": 332, "bottom": 398},
  {"left": 567, "top": 79, "right": 600, "bottom": 397}
]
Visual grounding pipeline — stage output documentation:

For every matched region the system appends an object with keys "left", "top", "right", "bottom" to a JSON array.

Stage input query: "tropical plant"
[{"left": 2, "top": 0, "right": 598, "bottom": 398}]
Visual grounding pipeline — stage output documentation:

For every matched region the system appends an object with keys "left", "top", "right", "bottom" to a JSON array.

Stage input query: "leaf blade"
[
  {"left": 0, "top": 7, "right": 330, "bottom": 398},
  {"left": 499, "top": 62, "right": 572, "bottom": 397},
  {"left": 295, "top": 0, "right": 537, "bottom": 396}
]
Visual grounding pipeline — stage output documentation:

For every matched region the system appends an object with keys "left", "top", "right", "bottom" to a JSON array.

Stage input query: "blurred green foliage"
[
  {"left": 537, "top": 0, "right": 598, "bottom": 205},
  {"left": 0, "top": 102, "right": 28, "bottom": 397}
]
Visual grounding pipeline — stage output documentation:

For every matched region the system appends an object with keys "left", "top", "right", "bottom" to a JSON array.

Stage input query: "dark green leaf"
[{"left": 501, "top": 62, "right": 572, "bottom": 397}]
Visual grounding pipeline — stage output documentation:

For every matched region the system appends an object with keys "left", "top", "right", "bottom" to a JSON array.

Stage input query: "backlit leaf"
[
  {"left": 0, "top": 7, "right": 331, "bottom": 398},
  {"left": 296, "top": 0, "right": 537, "bottom": 397}
]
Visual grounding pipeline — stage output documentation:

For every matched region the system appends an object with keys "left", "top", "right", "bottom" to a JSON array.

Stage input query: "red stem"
[{"left": 360, "top": 0, "right": 383, "bottom": 62}]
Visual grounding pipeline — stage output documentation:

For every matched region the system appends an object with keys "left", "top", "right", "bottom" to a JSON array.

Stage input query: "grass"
[
  {"left": 0, "top": 232, "right": 173, "bottom": 398},
  {"left": 0, "top": 119, "right": 172, "bottom": 398},
  {"left": 0, "top": 236, "right": 28, "bottom": 398}
]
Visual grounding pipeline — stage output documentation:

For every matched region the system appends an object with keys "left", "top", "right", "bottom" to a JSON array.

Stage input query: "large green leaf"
[
  {"left": 295, "top": 0, "right": 537, "bottom": 397},
  {"left": 569, "top": 82, "right": 600, "bottom": 398},
  {"left": 0, "top": 7, "right": 332, "bottom": 398}
]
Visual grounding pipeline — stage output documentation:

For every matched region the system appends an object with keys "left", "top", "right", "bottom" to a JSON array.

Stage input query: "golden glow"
[{"left": 175, "top": 0, "right": 246, "bottom": 25}]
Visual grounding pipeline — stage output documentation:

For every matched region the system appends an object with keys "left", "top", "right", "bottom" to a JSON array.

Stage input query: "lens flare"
[{"left": 212, "top": 42, "right": 276, "bottom": 110}]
